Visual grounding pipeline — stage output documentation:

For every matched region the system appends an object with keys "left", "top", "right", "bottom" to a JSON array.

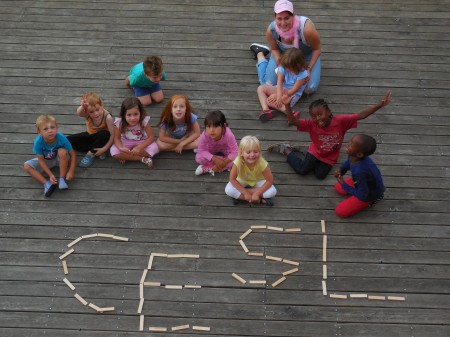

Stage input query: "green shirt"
[{"left": 129, "top": 62, "right": 166, "bottom": 88}]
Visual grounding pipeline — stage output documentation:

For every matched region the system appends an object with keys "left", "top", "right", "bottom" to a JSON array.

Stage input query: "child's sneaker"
[
  {"left": 44, "top": 181, "right": 57, "bottom": 197},
  {"left": 59, "top": 177, "right": 69, "bottom": 190},
  {"left": 250, "top": 43, "right": 270, "bottom": 60},
  {"left": 195, "top": 164, "right": 215, "bottom": 176},
  {"left": 79, "top": 153, "right": 95, "bottom": 168}
]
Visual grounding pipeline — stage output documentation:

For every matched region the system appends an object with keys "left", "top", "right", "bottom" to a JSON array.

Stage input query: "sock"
[{"left": 59, "top": 177, "right": 68, "bottom": 190}]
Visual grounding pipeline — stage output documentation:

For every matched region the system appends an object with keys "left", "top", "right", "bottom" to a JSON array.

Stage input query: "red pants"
[{"left": 334, "top": 177, "right": 371, "bottom": 218}]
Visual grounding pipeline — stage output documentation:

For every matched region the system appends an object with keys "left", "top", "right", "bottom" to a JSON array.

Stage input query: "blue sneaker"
[
  {"left": 59, "top": 177, "right": 68, "bottom": 190},
  {"left": 80, "top": 153, "right": 95, "bottom": 168},
  {"left": 44, "top": 181, "right": 57, "bottom": 197}
]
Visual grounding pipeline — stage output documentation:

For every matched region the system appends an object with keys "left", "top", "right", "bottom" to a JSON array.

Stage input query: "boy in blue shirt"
[
  {"left": 334, "top": 134, "right": 385, "bottom": 218},
  {"left": 124, "top": 55, "right": 166, "bottom": 107},
  {"left": 24, "top": 114, "right": 76, "bottom": 197}
]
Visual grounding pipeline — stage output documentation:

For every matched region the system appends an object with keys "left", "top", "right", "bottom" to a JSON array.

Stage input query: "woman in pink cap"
[{"left": 251, "top": 0, "right": 321, "bottom": 120}]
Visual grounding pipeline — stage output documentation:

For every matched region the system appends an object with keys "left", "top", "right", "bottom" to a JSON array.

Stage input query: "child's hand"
[
  {"left": 267, "top": 93, "right": 282, "bottom": 109},
  {"left": 119, "top": 146, "right": 131, "bottom": 154},
  {"left": 66, "top": 171, "right": 74, "bottom": 181},
  {"left": 130, "top": 146, "right": 143, "bottom": 156},
  {"left": 281, "top": 94, "right": 294, "bottom": 107},
  {"left": 251, "top": 193, "right": 261, "bottom": 203},
  {"left": 381, "top": 90, "right": 392, "bottom": 106},
  {"left": 175, "top": 143, "right": 184, "bottom": 154},
  {"left": 49, "top": 174, "right": 58, "bottom": 185},
  {"left": 243, "top": 191, "right": 252, "bottom": 203},
  {"left": 81, "top": 94, "right": 88, "bottom": 111},
  {"left": 333, "top": 169, "right": 341, "bottom": 178}
]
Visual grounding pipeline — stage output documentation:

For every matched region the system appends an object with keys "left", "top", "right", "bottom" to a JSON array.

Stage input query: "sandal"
[
  {"left": 141, "top": 157, "right": 153, "bottom": 168},
  {"left": 259, "top": 109, "right": 276, "bottom": 123},
  {"left": 261, "top": 198, "right": 274, "bottom": 206},
  {"left": 266, "top": 143, "right": 292, "bottom": 155}
]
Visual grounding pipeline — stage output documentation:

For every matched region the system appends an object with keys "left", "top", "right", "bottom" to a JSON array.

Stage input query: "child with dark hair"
[
  {"left": 334, "top": 134, "right": 385, "bottom": 218},
  {"left": 110, "top": 97, "right": 159, "bottom": 168},
  {"left": 195, "top": 110, "right": 238, "bottom": 176},
  {"left": 124, "top": 55, "right": 166, "bottom": 106},
  {"left": 257, "top": 48, "right": 309, "bottom": 122},
  {"left": 268, "top": 90, "right": 392, "bottom": 180}
]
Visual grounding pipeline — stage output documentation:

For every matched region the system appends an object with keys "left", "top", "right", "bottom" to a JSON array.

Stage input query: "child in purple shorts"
[{"left": 124, "top": 55, "right": 166, "bottom": 107}]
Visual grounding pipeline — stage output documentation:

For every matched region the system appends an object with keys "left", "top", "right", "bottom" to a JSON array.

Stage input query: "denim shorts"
[{"left": 133, "top": 83, "right": 162, "bottom": 97}]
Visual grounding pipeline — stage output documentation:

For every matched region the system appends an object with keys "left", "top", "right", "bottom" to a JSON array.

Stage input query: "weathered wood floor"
[{"left": 0, "top": 0, "right": 449, "bottom": 336}]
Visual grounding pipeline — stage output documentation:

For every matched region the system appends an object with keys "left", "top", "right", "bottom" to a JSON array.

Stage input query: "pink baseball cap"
[{"left": 274, "top": 0, "right": 294, "bottom": 14}]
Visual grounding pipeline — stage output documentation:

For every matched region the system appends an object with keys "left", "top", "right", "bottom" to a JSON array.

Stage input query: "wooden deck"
[{"left": 1, "top": 0, "right": 449, "bottom": 336}]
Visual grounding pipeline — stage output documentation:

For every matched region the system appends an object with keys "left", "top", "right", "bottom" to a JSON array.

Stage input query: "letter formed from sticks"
[
  {"left": 231, "top": 225, "right": 302, "bottom": 288},
  {"left": 139, "top": 252, "right": 210, "bottom": 333},
  {"left": 59, "top": 233, "right": 130, "bottom": 313},
  {"left": 320, "top": 220, "right": 406, "bottom": 302}
]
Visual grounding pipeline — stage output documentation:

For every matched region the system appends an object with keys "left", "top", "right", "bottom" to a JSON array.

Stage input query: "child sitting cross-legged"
[
  {"left": 334, "top": 134, "right": 385, "bottom": 218},
  {"left": 225, "top": 135, "right": 277, "bottom": 206}
]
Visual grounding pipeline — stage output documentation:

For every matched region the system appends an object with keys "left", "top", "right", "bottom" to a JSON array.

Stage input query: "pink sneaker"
[{"left": 195, "top": 164, "right": 215, "bottom": 176}]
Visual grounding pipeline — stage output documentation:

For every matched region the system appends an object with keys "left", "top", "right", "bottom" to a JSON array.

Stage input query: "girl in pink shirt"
[{"left": 195, "top": 110, "right": 238, "bottom": 176}]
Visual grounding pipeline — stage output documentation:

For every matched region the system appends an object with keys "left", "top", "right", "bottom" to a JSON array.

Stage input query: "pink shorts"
[{"left": 110, "top": 139, "right": 159, "bottom": 157}]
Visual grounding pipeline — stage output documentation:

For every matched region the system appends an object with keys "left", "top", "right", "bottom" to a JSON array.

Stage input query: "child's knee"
[
  {"left": 138, "top": 95, "right": 152, "bottom": 106},
  {"left": 57, "top": 148, "right": 68, "bottom": 158}
]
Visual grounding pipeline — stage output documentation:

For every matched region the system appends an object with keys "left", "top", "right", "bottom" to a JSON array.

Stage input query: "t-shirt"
[
  {"left": 129, "top": 62, "right": 167, "bottom": 88},
  {"left": 33, "top": 132, "right": 73, "bottom": 160},
  {"left": 340, "top": 156, "right": 385, "bottom": 202},
  {"left": 160, "top": 114, "right": 198, "bottom": 139},
  {"left": 278, "top": 66, "right": 309, "bottom": 96},
  {"left": 298, "top": 114, "right": 358, "bottom": 165},
  {"left": 114, "top": 116, "right": 150, "bottom": 141},
  {"left": 233, "top": 156, "right": 268, "bottom": 187},
  {"left": 195, "top": 127, "right": 238, "bottom": 162}
]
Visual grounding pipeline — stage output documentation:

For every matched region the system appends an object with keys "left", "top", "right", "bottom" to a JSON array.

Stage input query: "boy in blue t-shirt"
[
  {"left": 334, "top": 134, "right": 385, "bottom": 218},
  {"left": 124, "top": 55, "right": 166, "bottom": 107},
  {"left": 24, "top": 114, "right": 76, "bottom": 197}
]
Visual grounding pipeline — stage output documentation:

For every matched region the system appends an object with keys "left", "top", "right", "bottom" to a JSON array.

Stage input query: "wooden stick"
[
  {"left": 149, "top": 327, "right": 167, "bottom": 332},
  {"left": 167, "top": 254, "right": 185, "bottom": 258},
  {"left": 368, "top": 295, "right": 386, "bottom": 300},
  {"left": 247, "top": 252, "right": 263, "bottom": 257},
  {"left": 239, "top": 240, "right": 249, "bottom": 253},
  {"left": 283, "top": 268, "right": 299, "bottom": 276},
  {"left": 98, "top": 307, "right": 114, "bottom": 312},
  {"left": 184, "top": 285, "right": 201, "bottom": 289},
  {"left": 350, "top": 293, "right": 368, "bottom": 298},
  {"left": 144, "top": 282, "right": 161, "bottom": 287},
  {"left": 387, "top": 296, "right": 406, "bottom": 301},
  {"left": 330, "top": 293, "right": 347, "bottom": 299},
  {"left": 285, "top": 228, "right": 301, "bottom": 232},
  {"left": 266, "top": 255, "right": 282, "bottom": 262},
  {"left": 182, "top": 254, "right": 200, "bottom": 258},
  {"left": 282, "top": 259, "right": 300, "bottom": 266},
  {"left": 112, "top": 235, "right": 129, "bottom": 242},
  {"left": 97, "top": 233, "right": 114, "bottom": 238},
  {"left": 137, "top": 298, "right": 144, "bottom": 313},
  {"left": 63, "top": 278, "right": 75, "bottom": 290},
  {"left": 151, "top": 253, "right": 168, "bottom": 257},
  {"left": 67, "top": 237, "right": 82, "bottom": 248},
  {"left": 323, "top": 235, "right": 327, "bottom": 262},
  {"left": 139, "top": 283, "right": 144, "bottom": 298},
  {"left": 81, "top": 233, "right": 97, "bottom": 239},
  {"left": 140, "top": 269, "right": 148, "bottom": 284},
  {"left": 139, "top": 315, "right": 144, "bottom": 331},
  {"left": 267, "top": 226, "right": 283, "bottom": 231},
  {"left": 240, "top": 229, "right": 252, "bottom": 240},
  {"left": 74, "top": 293, "right": 88, "bottom": 306},
  {"left": 323, "top": 264, "right": 327, "bottom": 279},
  {"left": 62, "top": 260, "right": 69, "bottom": 275},
  {"left": 172, "top": 324, "right": 190, "bottom": 331},
  {"left": 147, "top": 255, "right": 154, "bottom": 269},
  {"left": 322, "top": 280, "right": 327, "bottom": 296},
  {"left": 232, "top": 273, "right": 246, "bottom": 284},
  {"left": 251, "top": 225, "right": 266, "bottom": 229},
  {"left": 165, "top": 285, "right": 183, "bottom": 290},
  {"left": 321, "top": 219, "right": 326, "bottom": 233},
  {"left": 59, "top": 249, "right": 74, "bottom": 260},
  {"left": 192, "top": 326, "right": 210, "bottom": 331},
  {"left": 88, "top": 303, "right": 101, "bottom": 311},
  {"left": 249, "top": 280, "right": 266, "bottom": 284},
  {"left": 272, "top": 276, "right": 286, "bottom": 288}
]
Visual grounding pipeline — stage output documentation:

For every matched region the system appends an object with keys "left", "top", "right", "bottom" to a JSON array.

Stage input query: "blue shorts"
[{"left": 133, "top": 83, "right": 162, "bottom": 97}]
